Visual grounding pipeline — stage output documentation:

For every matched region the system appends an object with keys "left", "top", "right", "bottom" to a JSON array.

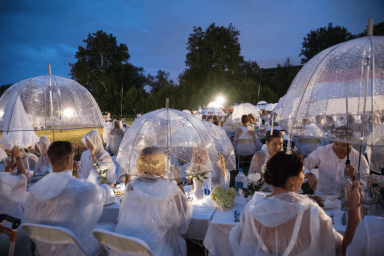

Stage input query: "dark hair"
[
  {"left": 263, "top": 151, "right": 304, "bottom": 188},
  {"left": 266, "top": 129, "right": 284, "bottom": 143},
  {"left": 48, "top": 141, "right": 74, "bottom": 166},
  {"left": 333, "top": 126, "right": 354, "bottom": 140},
  {"left": 241, "top": 115, "right": 248, "bottom": 124}
]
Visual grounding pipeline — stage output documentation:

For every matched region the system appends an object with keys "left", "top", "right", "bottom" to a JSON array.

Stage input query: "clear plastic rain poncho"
[
  {"left": 233, "top": 126, "right": 259, "bottom": 156},
  {"left": 116, "top": 108, "right": 218, "bottom": 180},
  {"left": 0, "top": 74, "right": 104, "bottom": 132},
  {"left": 201, "top": 120, "right": 236, "bottom": 171},
  {"left": 80, "top": 130, "right": 116, "bottom": 184},
  {"left": 25, "top": 170, "right": 114, "bottom": 256},
  {"left": 109, "top": 120, "right": 124, "bottom": 155},
  {"left": 0, "top": 96, "right": 39, "bottom": 149},
  {"left": 0, "top": 171, "right": 31, "bottom": 256},
  {"left": 230, "top": 192, "right": 342, "bottom": 256},
  {"left": 34, "top": 135, "right": 52, "bottom": 174},
  {"left": 276, "top": 36, "right": 384, "bottom": 149}
]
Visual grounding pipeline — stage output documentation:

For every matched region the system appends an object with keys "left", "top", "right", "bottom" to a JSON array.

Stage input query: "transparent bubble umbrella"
[
  {"left": 0, "top": 69, "right": 104, "bottom": 135},
  {"left": 116, "top": 107, "right": 219, "bottom": 179},
  {"left": 232, "top": 103, "right": 260, "bottom": 120},
  {"left": 201, "top": 120, "right": 236, "bottom": 171},
  {"left": 200, "top": 107, "right": 226, "bottom": 116}
]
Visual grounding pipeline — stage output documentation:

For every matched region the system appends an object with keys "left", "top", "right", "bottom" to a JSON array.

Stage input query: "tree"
[
  {"left": 69, "top": 30, "right": 147, "bottom": 115},
  {"left": 147, "top": 70, "right": 175, "bottom": 93},
  {"left": 300, "top": 23, "right": 355, "bottom": 64},
  {"left": 357, "top": 21, "right": 384, "bottom": 37}
]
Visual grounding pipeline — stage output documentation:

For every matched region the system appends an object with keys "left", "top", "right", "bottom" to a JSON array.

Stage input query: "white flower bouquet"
[
  {"left": 93, "top": 162, "right": 108, "bottom": 184},
  {"left": 211, "top": 185, "right": 236, "bottom": 211},
  {"left": 186, "top": 164, "right": 210, "bottom": 183},
  {"left": 243, "top": 165, "right": 265, "bottom": 198}
]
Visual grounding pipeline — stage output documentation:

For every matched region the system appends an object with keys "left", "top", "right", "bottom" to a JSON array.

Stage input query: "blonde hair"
[{"left": 136, "top": 146, "right": 166, "bottom": 177}]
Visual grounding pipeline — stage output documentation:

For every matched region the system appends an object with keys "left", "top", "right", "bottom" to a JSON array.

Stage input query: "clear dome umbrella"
[
  {"left": 276, "top": 23, "right": 384, "bottom": 182},
  {"left": 116, "top": 104, "right": 219, "bottom": 180},
  {"left": 232, "top": 103, "right": 260, "bottom": 121},
  {"left": 0, "top": 66, "right": 103, "bottom": 146}
]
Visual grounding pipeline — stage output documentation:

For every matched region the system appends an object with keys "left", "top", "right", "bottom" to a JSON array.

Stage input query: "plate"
[{"left": 104, "top": 196, "right": 116, "bottom": 206}]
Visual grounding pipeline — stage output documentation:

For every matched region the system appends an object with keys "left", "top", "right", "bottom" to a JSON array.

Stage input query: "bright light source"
[
  {"left": 63, "top": 108, "right": 74, "bottom": 117},
  {"left": 0, "top": 110, "right": 4, "bottom": 118},
  {"left": 216, "top": 94, "right": 225, "bottom": 105}
]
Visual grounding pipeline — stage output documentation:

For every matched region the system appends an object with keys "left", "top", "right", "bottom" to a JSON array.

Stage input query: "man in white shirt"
[
  {"left": 304, "top": 126, "right": 369, "bottom": 195},
  {"left": 25, "top": 141, "right": 115, "bottom": 256}
]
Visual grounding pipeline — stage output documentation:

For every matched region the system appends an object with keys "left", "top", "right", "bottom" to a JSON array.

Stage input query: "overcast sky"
[{"left": 0, "top": 0, "right": 383, "bottom": 86}]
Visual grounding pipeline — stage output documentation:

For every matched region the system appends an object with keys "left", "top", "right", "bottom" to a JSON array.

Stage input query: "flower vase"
[{"left": 193, "top": 178, "right": 204, "bottom": 201}]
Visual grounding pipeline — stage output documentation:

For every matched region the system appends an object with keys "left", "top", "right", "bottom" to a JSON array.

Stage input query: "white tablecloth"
[{"left": 203, "top": 196, "right": 249, "bottom": 256}]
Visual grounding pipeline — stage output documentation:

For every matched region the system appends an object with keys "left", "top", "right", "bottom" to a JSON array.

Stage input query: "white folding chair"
[
  {"left": 92, "top": 228, "right": 153, "bottom": 256},
  {"left": 22, "top": 223, "right": 101, "bottom": 256},
  {"left": 235, "top": 139, "right": 258, "bottom": 170}
]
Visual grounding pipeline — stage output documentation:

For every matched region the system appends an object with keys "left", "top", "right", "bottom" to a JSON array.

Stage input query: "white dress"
[
  {"left": 103, "top": 119, "right": 113, "bottom": 145},
  {"left": 109, "top": 133, "right": 123, "bottom": 155},
  {"left": 233, "top": 126, "right": 257, "bottom": 156},
  {"left": 346, "top": 216, "right": 384, "bottom": 256},
  {"left": 304, "top": 144, "right": 369, "bottom": 195},
  {"left": 24, "top": 170, "right": 116, "bottom": 256},
  {"left": 111, "top": 178, "right": 193, "bottom": 256},
  {"left": 230, "top": 192, "right": 342, "bottom": 256}
]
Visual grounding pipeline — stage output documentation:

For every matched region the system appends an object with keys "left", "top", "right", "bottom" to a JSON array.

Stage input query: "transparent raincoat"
[
  {"left": 233, "top": 126, "right": 258, "bottom": 156},
  {"left": 116, "top": 109, "right": 218, "bottom": 180},
  {"left": 0, "top": 172, "right": 30, "bottom": 255},
  {"left": 34, "top": 135, "right": 52, "bottom": 174},
  {"left": 80, "top": 130, "right": 116, "bottom": 185},
  {"left": 109, "top": 120, "right": 124, "bottom": 156},
  {"left": 111, "top": 178, "right": 193, "bottom": 256},
  {"left": 25, "top": 170, "right": 115, "bottom": 255},
  {"left": 0, "top": 74, "right": 104, "bottom": 132},
  {"left": 230, "top": 192, "right": 342, "bottom": 256}
]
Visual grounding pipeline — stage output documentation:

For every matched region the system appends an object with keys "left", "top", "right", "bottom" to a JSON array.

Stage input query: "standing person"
[
  {"left": 34, "top": 135, "right": 52, "bottom": 175},
  {"left": 0, "top": 147, "right": 31, "bottom": 256},
  {"left": 230, "top": 151, "right": 342, "bottom": 255},
  {"left": 112, "top": 146, "right": 192, "bottom": 256},
  {"left": 109, "top": 120, "right": 125, "bottom": 156},
  {"left": 103, "top": 113, "right": 113, "bottom": 150},
  {"left": 25, "top": 141, "right": 116, "bottom": 256},
  {"left": 80, "top": 130, "right": 116, "bottom": 187}
]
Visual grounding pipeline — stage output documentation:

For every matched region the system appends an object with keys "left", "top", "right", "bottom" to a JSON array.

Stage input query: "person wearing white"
[
  {"left": 34, "top": 135, "right": 52, "bottom": 175},
  {"left": 80, "top": 130, "right": 116, "bottom": 186},
  {"left": 341, "top": 180, "right": 384, "bottom": 256},
  {"left": 304, "top": 142, "right": 369, "bottom": 195},
  {"left": 233, "top": 115, "right": 259, "bottom": 156},
  {"left": 0, "top": 147, "right": 31, "bottom": 256},
  {"left": 230, "top": 151, "right": 342, "bottom": 256},
  {"left": 109, "top": 119, "right": 124, "bottom": 156},
  {"left": 25, "top": 141, "right": 116, "bottom": 256},
  {"left": 103, "top": 113, "right": 113, "bottom": 149},
  {"left": 111, "top": 146, "right": 193, "bottom": 256}
]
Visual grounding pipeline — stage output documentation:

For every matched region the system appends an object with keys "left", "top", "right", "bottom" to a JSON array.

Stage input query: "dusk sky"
[{"left": 1, "top": 0, "right": 383, "bottom": 86}]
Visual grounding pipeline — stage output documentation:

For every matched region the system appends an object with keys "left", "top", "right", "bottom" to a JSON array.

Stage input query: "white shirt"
[{"left": 304, "top": 144, "right": 369, "bottom": 195}]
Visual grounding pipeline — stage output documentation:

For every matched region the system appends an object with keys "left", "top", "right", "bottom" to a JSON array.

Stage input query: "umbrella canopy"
[
  {"left": 277, "top": 35, "right": 384, "bottom": 146},
  {"left": 265, "top": 103, "right": 277, "bottom": 112},
  {"left": 182, "top": 109, "right": 192, "bottom": 114},
  {"left": 201, "top": 120, "right": 236, "bottom": 171},
  {"left": 257, "top": 100, "right": 267, "bottom": 105},
  {"left": 232, "top": 103, "right": 260, "bottom": 120},
  {"left": 0, "top": 74, "right": 103, "bottom": 132},
  {"left": 207, "top": 101, "right": 222, "bottom": 108},
  {"left": 200, "top": 107, "right": 226, "bottom": 116},
  {"left": 116, "top": 108, "right": 219, "bottom": 179}
]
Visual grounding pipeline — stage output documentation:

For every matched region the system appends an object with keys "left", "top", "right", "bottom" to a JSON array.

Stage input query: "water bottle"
[
  {"left": 235, "top": 169, "right": 247, "bottom": 195},
  {"left": 341, "top": 160, "right": 352, "bottom": 211}
]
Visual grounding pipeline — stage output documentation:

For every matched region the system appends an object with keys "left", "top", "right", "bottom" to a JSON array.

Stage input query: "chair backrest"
[
  {"left": 92, "top": 228, "right": 153, "bottom": 256},
  {"left": 22, "top": 223, "right": 90, "bottom": 256}
]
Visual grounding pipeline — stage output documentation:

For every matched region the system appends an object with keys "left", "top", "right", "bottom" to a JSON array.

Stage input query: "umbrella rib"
[{"left": 292, "top": 42, "right": 348, "bottom": 135}]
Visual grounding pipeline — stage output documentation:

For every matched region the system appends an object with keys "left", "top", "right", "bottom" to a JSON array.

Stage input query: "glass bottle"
[{"left": 341, "top": 160, "right": 352, "bottom": 211}]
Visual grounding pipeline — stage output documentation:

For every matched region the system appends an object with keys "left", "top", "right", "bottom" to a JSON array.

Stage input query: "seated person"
[
  {"left": 342, "top": 180, "right": 384, "bottom": 256},
  {"left": 230, "top": 151, "right": 342, "bottom": 255},
  {"left": 304, "top": 126, "right": 369, "bottom": 195},
  {"left": 34, "top": 135, "right": 52, "bottom": 175},
  {"left": 80, "top": 130, "right": 116, "bottom": 186},
  {"left": 233, "top": 115, "right": 259, "bottom": 156},
  {"left": 25, "top": 141, "right": 116, "bottom": 256},
  {"left": 112, "top": 146, "right": 193, "bottom": 256},
  {"left": 109, "top": 120, "right": 125, "bottom": 156},
  {"left": 249, "top": 130, "right": 284, "bottom": 175},
  {"left": 0, "top": 147, "right": 31, "bottom": 256}
]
